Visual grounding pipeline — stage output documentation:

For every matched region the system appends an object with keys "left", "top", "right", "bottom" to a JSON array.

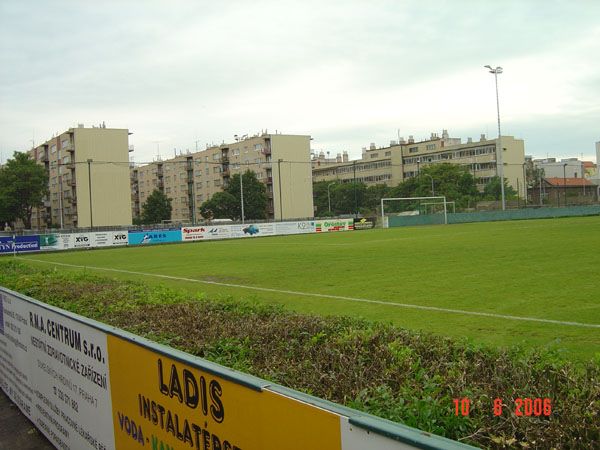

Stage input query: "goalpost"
[{"left": 381, "top": 196, "right": 448, "bottom": 228}]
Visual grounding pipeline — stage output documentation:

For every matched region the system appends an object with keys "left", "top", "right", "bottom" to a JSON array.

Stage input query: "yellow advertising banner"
[{"left": 107, "top": 335, "right": 342, "bottom": 450}]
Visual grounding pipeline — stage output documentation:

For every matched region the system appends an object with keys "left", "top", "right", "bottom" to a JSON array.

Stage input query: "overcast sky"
[{"left": 1, "top": 0, "right": 599, "bottom": 164}]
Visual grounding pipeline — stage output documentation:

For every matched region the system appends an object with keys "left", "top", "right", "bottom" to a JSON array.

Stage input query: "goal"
[{"left": 381, "top": 196, "right": 448, "bottom": 228}]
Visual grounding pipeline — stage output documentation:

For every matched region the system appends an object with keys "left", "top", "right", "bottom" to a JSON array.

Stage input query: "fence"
[
  {"left": 0, "top": 219, "right": 359, "bottom": 254},
  {"left": 387, "top": 205, "right": 600, "bottom": 227}
]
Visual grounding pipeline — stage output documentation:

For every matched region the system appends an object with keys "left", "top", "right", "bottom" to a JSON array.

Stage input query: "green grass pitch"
[{"left": 18, "top": 216, "right": 600, "bottom": 361}]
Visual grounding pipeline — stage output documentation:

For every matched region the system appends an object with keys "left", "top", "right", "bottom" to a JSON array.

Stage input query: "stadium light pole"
[
  {"left": 327, "top": 182, "right": 335, "bottom": 213},
  {"left": 484, "top": 65, "right": 506, "bottom": 210}
]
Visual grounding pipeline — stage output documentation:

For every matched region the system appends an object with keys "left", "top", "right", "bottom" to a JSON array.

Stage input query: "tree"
[
  {"left": 199, "top": 170, "right": 268, "bottom": 221},
  {"left": 140, "top": 189, "right": 172, "bottom": 224},
  {"left": 225, "top": 171, "right": 267, "bottom": 220},
  {"left": 199, "top": 191, "right": 237, "bottom": 220},
  {"left": 415, "top": 164, "right": 480, "bottom": 209},
  {"left": 483, "top": 176, "right": 517, "bottom": 201},
  {"left": 364, "top": 184, "right": 390, "bottom": 214},
  {"left": 0, "top": 152, "right": 48, "bottom": 229}
]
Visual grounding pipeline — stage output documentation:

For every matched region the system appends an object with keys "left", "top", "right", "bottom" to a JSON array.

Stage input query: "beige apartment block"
[
  {"left": 131, "top": 133, "right": 314, "bottom": 222},
  {"left": 30, "top": 125, "right": 133, "bottom": 229},
  {"left": 312, "top": 130, "right": 526, "bottom": 196}
]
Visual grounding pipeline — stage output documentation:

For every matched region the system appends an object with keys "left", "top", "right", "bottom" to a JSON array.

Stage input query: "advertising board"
[
  {"left": 274, "top": 221, "right": 315, "bottom": 235},
  {"left": 91, "top": 232, "right": 129, "bottom": 247},
  {"left": 181, "top": 226, "right": 208, "bottom": 241},
  {"left": 353, "top": 217, "right": 376, "bottom": 230},
  {"left": 314, "top": 219, "right": 354, "bottom": 233},
  {"left": 0, "top": 290, "right": 115, "bottom": 450},
  {"left": 230, "top": 223, "right": 276, "bottom": 238},
  {"left": 202, "top": 226, "right": 232, "bottom": 240},
  {"left": 128, "top": 229, "right": 182, "bottom": 245},
  {"left": 0, "top": 236, "right": 40, "bottom": 254},
  {"left": 39, "top": 234, "right": 73, "bottom": 251}
]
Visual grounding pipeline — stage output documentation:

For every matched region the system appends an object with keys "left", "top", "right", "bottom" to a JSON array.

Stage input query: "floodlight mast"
[{"left": 485, "top": 64, "right": 506, "bottom": 210}]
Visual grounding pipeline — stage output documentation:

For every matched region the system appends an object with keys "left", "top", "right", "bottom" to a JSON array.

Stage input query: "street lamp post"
[
  {"left": 422, "top": 173, "right": 435, "bottom": 196},
  {"left": 327, "top": 183, "right": 335, "bottom": 213},
  {"left": 484, "top": 65, "right": 506, "bottom": 210},
  {"left": 563, "top": 163, "right": 568, "bottom": 207},
  {"left": 87, "top": 158, "right": 93, "bottom": 229},
  {"left": 522, "top": 163, "right": 528, "bottom": 206},
  {"left": 240, "top": 169, "right": 245, "bottom": 224}
]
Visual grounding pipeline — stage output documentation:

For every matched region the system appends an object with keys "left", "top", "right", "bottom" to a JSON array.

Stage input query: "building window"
[
  {"left": 51, "top": 144, "right": 57, "bottom": 153},
  {"left": 409, "top": 146, "right": 418, "bottom": 153},
  {"left": 254, "top": 144, "right": 263, "bottom": 152},
  {"left": 213, "top": 154, "right": 220, "bottom": 160},
  {"left": 385, "top": 151, "right": 391, "bottom": 156},
  {"left": 233, "top": 148, "right": 240, "bottom": 156},
  {"left": 426, "top": 144, "right": 436, "bottom": 150},
  {"left": 214, "top": 179, "right": 221, "bottom": 186},
  {"left": 370, "top": 153, "right": 378, "bottom": 158}
]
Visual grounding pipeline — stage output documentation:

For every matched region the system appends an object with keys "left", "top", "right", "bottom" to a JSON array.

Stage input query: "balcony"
[
  {"left": 68, "top": 178, "right": 76, "bottom": 187},
  {"left": 262, "top": 147, "right": 271, "bottom": 155},
  {"left": 221, "top": 169, "right": 230, "bottom": 177},
  {"left": 266, "top": 176, "right": 273, "bottom": 184},
  {"left": 220, "top": 155, "right": 229, "bottom": 163}
]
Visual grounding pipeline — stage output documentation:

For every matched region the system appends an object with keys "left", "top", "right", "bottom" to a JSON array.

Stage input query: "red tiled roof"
[
  {"left": 545, "top": 177, "right": 594, "bottom": 187},
  {"left": 583, "top": 161, "right": 595, "bottom": 169}
]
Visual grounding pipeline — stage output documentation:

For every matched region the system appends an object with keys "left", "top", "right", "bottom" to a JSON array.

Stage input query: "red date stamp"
[{"left": 453, "top": 397, "right": 552, "bottom": 417}]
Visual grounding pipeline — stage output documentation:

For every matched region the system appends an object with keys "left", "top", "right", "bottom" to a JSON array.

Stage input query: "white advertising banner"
[
  {"left": 0, "top": 290, "right": 115, "bottom": 450},
  {"left": 91, "top": 232, "right": 129, "bottom": 247},
  {"left": 71, "top": 233, "right": 92, "bottom": 249},
  {"left": 275, "top": 221, "right": 316, "bottom": 235},
  {"left": 230, "top": 223, "right": 276, "bottom": 238},
  {"left": 202, "top": 225, "right": 233, "bottom": 240}
]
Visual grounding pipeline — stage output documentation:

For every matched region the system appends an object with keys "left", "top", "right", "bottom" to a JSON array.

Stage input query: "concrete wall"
[
  {"left": 74, "top": 128, "right": 132, "bottom": 227},
  {"left": 271, "top": 135, "right": 314, "bottom": 219}
]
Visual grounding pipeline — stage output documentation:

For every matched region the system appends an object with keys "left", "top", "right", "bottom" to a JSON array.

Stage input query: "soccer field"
[{"left": 18, "top": 216, "right": 600, "bottom": 360}]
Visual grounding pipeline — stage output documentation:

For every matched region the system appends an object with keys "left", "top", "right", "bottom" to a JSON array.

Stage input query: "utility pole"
[
  {"left": 353, "top": 160, "right": 357, "bottom": 217},
  {"left": 277, "top": 159, "right": 283, "bottom": 221},
  {"left": 240, "top": 169, "right": 245, "bottom": 224}
]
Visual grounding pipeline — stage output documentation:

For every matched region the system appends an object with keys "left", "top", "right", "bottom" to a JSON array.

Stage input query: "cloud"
[{"left": 1, "top": 1, "right": 599, "bottom": 165}]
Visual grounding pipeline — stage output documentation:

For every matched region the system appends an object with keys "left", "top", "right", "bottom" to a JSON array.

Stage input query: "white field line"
[{"left": 19, "top": 257, "right": 600, "bottom": 329}]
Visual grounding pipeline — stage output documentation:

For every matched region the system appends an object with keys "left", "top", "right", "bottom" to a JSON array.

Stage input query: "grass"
[{"left": 12, "top": 215, "right": 600, "bottom": 361}]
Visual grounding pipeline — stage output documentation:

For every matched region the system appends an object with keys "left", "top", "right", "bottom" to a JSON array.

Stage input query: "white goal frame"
[{"left": 381, "top": 196, "right": 448, "bottom": 228}]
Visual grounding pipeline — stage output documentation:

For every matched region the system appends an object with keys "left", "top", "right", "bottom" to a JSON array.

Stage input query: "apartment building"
[
  {"left": 312, "top": 130, "right": 526, "bottom": 196},
  {"left": 131, "top": 133, "right": 313, "bottom": 222},
  {"left": 30, "top": 125, "right": 133, "bottom": 229},
  {"left": 532, "top": 158, "right": 585, "bottom": 179}
]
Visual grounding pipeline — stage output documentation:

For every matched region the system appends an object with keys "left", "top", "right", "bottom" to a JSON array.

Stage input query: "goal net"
[{"left": 381, "top": 196, "right": 448, "bottom": 228}]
